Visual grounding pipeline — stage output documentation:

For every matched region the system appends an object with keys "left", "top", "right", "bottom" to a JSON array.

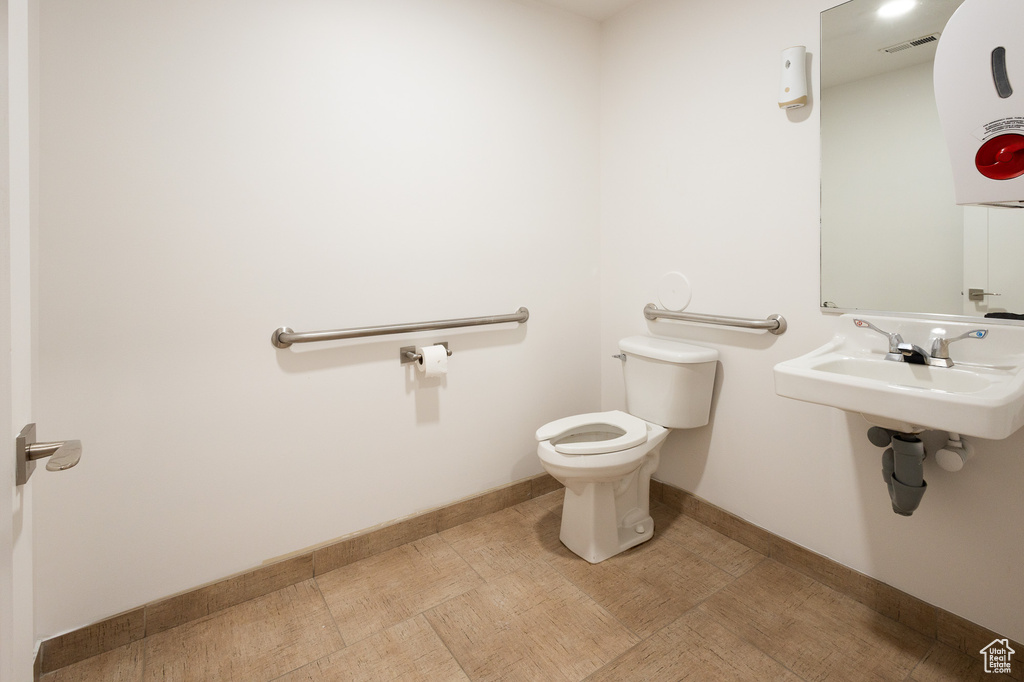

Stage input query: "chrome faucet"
[
  {"left": 927, "top": 328, "right": 988, "bottom": 368},
  {"left": 853, "top": 319, "right": 904, "bottom": 361},
  {"left": 854, "top": 320, "right": 987, "bottom": 368},
  {"left": 896, "top": 342, "right": 931, "bottom": 365}
]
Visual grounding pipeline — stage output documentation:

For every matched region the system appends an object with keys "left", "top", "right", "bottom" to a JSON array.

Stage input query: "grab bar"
[
  {"left": 272, "top": 307, "right": 529, "bottom": 348},
  {"left": 643, "top": 303, "right": 787, "bottom": 335}
]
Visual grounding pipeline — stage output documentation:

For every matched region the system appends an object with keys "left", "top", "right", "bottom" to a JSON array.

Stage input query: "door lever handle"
[
  {"left": 968, "top": 288, "right": 1002, "bottom": 302},
  {"left": 16, "top": 424, "right": 82, "bottom": 485},
  {"left": 27, "top": 439, "right": 82, "bottom": 470}
]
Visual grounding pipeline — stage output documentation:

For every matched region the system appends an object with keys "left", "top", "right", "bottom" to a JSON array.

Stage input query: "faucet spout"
[
  {"left": 896, "top": 343, "right": 930, "bottom": 365},
  {"left": 855, "top": 319, "right": 984, "bottom": 368}
]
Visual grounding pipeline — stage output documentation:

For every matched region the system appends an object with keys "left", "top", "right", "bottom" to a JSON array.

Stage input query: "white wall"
[
  {"left": 821, "top": 62, "right": 964, "bottom": 314},
  {"left": 34, "top": 0, "right": 601, "bottom": 638},
  {"left": 601, "top": 0, "right": 1022, "bottom": 642}
]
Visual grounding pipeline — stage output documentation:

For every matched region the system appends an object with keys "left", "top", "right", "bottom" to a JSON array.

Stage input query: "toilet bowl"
[
  {"left": 537, "top": 411, "right": 668, "bottom": 563},
  {"left": 535, "top": 335, "right": 718, "bottom": 563}
]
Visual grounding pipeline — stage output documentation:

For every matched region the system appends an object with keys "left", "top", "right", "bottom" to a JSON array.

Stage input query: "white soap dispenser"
[{"left": 934, "top": 0, "right": 1024, "bottom": 207}]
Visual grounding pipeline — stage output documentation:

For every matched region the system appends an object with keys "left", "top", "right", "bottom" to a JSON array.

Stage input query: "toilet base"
[
  {"left": 556, "top": 453, "right": 658, "bottom": 563},
  {"left": 559, "top": 506, "right": 653, "bottom": 564}
]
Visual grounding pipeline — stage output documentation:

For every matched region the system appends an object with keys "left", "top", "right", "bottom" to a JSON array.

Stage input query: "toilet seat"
[{"left": 534, "top": 410, "right": 649, "bottom": 455}]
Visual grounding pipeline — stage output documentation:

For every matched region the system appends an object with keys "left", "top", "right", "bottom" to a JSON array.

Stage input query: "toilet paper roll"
[{"left": 416, "top": 344, "right": 448, "bottom": 377}]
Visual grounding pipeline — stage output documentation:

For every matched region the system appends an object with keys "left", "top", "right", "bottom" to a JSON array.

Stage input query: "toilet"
[{"left": 535, "top": 335, "right": 718, "bottom": 563}]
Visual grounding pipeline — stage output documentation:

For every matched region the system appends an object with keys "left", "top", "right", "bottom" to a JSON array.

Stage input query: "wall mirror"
[{"left": 820, "top": 0, "right": 1024, "bottom": 318}]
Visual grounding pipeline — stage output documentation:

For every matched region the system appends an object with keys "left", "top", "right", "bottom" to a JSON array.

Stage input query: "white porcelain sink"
[{"left": 774, "top": 314, "right": 1024, "bottom": 439}]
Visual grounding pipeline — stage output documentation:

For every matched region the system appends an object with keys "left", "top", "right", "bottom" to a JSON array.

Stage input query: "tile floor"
[{"left": 42, "top": 490, "right": 1010, "bottom": 681}]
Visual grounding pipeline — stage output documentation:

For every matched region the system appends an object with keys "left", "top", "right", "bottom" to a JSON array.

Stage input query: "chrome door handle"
[
  {"left": 968, "top": 288, "right": 1001, "bottom": 302},
  {"left": 28, "top": 440, "right": 82, "bottom": 470},
  {"left": 16, "top": 424, "right": 82, "bottom": 485}
]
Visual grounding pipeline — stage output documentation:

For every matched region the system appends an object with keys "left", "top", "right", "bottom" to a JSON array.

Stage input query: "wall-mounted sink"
[
  {"left": 774, "top": 314, "right": 1024, "bottom": 439},
  {"left": 812, "top": 357, "right": 1000, "bottom": 394}
]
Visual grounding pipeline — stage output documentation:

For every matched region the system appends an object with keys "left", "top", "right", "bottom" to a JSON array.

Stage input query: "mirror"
[{"left": 820, "top": 0, "right": 1024, "bottom": 318}]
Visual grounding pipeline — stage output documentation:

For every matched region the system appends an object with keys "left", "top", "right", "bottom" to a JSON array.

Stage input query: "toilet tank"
[{"left": 617, "top": 336, "right": 718, "bottom": 429}]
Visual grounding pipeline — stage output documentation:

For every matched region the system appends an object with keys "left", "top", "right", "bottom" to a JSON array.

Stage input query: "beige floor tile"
[
  {"left": 440, "top": 499, "right": 562, "bottom": 582},
  {"left": 275, "top": 615, "right": 469, "bottom": 682},
  {"left": 40, "top": 641, "right": 143, "bottom": 682},
  {"left": 425, "top": 559, "right": 640, "bottom": 682},
  {"left": 142, "top": 579, "right": 342, "bottom": 682},
  {"left": 651, "top": 504, "right": 765, "bottom": 577},
  {"left": 530, "top": 488, "right": 564, "bottom": 512},
  {"left": 315, "top": 534, "right": 484, "bottom": 644},
  {"left": 910, "top": 642, "right": 1015, "bottom": 681},
  {"left": 587, "top": 607, "right": 801, "bottom": 681},
  {"left": 46, "top": 490, "right": 985, "bottom": 682},
  {"left": 701, "top": 559, "right": 932, "bottom": 682},
  {"left": 546, "top": 528, "right": 735, "bottom": 638},
  {"left": 508, "top": 493, "right": 561, "bottom": 522}
]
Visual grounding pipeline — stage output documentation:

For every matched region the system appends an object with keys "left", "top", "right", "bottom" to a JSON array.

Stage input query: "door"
[
  {"left": 963, "top": 205, "right": 1024, "bottom": 316},
  {"left": 1, "top": 1, "right": 38, "bottom": 679},
  {"left": 985, "top": 209, "right": 1024, "bottom": 314}
]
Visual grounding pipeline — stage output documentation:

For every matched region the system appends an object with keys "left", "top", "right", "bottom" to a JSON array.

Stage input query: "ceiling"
[
  {"left": 822, "top": 0, "right": 963, "bottom": 88},
  {"left": 533, "top": 0, "right": 645, "bottom": 21},
  {"left": 537, "top": 0, "right": 961, "bottom": 82}
]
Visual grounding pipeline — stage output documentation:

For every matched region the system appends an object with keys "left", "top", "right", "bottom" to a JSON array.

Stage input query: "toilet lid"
[{"left": 535, "top": 410, "right": 649, "bottom": 455}]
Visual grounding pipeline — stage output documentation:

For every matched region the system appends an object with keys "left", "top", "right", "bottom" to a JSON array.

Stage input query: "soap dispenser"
[{"left": 934, "top": 0, "right": 1024, "bottom": 207}]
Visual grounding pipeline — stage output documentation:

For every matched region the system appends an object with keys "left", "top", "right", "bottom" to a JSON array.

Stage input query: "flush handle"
[{"left": 16, "top": 423, "right": 82, "bottom": 485}]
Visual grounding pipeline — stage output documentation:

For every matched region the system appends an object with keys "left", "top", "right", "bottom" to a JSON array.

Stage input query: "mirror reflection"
[{"left": 820, "top": 0, "right": 1024, "bottom": 318}]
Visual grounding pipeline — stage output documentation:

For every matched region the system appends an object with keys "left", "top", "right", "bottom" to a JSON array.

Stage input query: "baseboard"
[
  {"left": 650, "top": 478, "right": 1023, "bottom": 680},
  {"left": 38, "top": 472, "right": 561, "bottom": 674},
  {"left": 40, "top": 473, "right": 1020, "bottom": 679}
]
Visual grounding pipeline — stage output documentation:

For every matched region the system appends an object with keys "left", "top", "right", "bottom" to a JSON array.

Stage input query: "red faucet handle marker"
[{"left": 976, "top": 133, "right": 1024, "bottom": 180}]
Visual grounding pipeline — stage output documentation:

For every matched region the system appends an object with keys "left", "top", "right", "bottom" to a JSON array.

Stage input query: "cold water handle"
[{"left": 928, "top": 328, "right": 988, "bottom": 368}]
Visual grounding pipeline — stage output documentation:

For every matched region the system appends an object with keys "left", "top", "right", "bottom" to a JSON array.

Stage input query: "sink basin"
[
  {"left": 813, "top": 358, "right": 998, "bottom": 394},
  {"left": 774, "top": 314, "right": 1024, "bottom": 439}
]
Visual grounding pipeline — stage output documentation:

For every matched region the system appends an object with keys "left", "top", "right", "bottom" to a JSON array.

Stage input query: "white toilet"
[{"left": 535, "top": 335, "right": 718, "bottom": 563}]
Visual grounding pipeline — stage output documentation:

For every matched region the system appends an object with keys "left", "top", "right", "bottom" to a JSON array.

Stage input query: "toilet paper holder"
[{"left": 400, "top": 342, "right": 452, "bottom": 365}]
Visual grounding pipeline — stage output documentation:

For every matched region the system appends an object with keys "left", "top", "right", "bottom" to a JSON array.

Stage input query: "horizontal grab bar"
[
  {"left": 272, "top": 307, "right": 529, "bottom": 349},
  {"left": 643, "top": 303, "right": 787, "bottom": 335}
]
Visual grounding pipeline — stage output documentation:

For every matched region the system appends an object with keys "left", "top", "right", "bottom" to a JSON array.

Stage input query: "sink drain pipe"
[{"left": 868, "top": 428, "right": 927, "bottom": 516}]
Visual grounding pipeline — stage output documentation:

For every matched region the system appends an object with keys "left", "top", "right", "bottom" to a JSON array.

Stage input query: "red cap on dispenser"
[{"left": 975, "top": 133, "right": 1024, "bottom": 180}]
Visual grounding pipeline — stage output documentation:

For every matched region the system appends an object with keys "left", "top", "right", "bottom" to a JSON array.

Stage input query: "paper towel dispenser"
[{"left": 934, "top": 0, "right": 1024, "bottom": 207}]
